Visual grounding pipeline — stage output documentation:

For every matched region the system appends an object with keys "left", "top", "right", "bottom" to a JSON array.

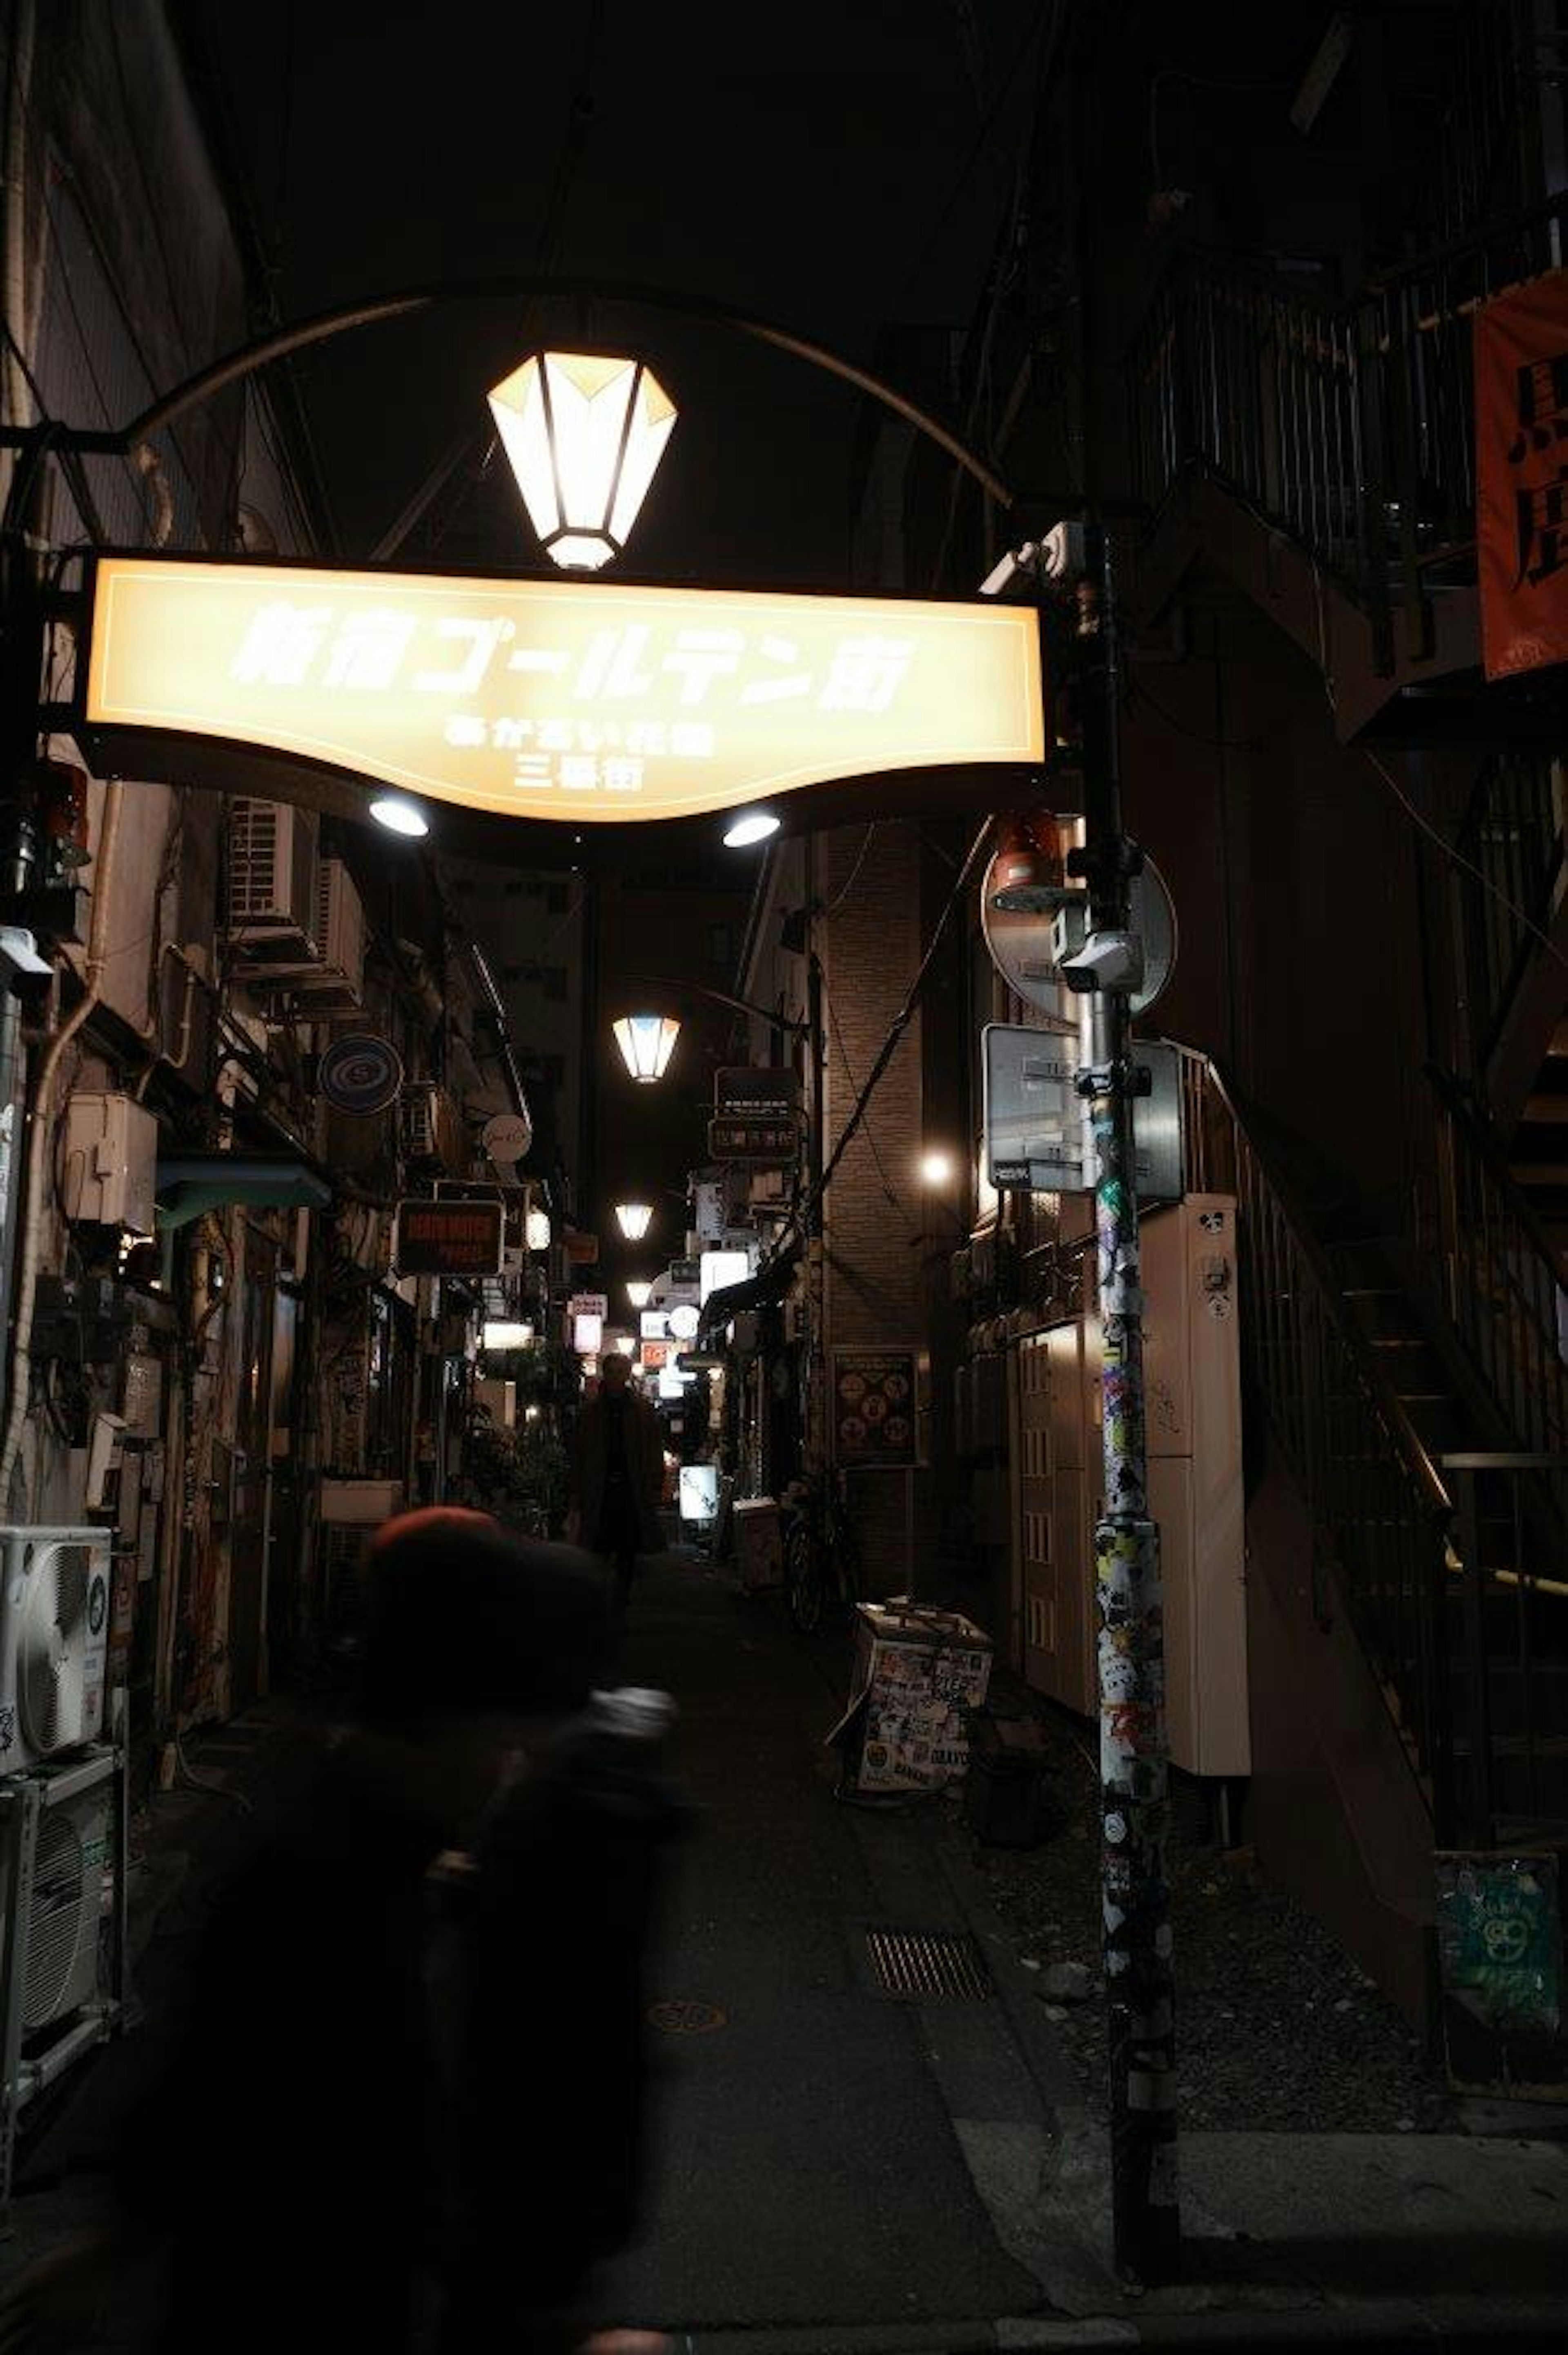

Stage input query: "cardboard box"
[{"left": 829, "top": 1603, "right": 992, "bottom": 1793}]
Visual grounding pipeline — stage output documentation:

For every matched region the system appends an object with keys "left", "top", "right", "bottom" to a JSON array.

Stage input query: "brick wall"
[{"left": 818, "top": 825, "right": 940, "bottom": 1595}]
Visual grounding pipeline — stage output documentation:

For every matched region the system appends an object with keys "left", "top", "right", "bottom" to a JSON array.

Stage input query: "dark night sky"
[{"left": 176, "top": 1, "right": 1050, "bottom": 586}]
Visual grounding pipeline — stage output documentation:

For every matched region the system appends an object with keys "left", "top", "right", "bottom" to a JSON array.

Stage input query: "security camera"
[
  {"left": 1039, "top": 522, "right": 1087, "bottom": 581},
  {"left": 978, "top": 541, "right": 1040, "bottom": 598},
  {"left": 1059, "top": 928, "right": 1145, "bottom": 996}
]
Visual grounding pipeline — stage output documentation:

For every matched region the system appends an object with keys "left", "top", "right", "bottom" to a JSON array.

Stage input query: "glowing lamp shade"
[
  {"left": 488, "top": 350, "right": 677, "bottom": 572},
  {"left": 626, "top": 1279, "right": 653, "bottom": 1310},
  {"left": 524, "top": 1206, "right": 552, "bottom": 1252},
  {"left": 615, "top": 1201, "right": 654, "bottom": 1242},
  {"left": 612, "top": 1013, "right": 680, "bottom": 1083}
]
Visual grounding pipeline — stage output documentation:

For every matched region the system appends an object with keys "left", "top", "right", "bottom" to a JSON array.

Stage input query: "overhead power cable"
[{"left": 765, "top": 817, "right": 992, "bottom": 1268}]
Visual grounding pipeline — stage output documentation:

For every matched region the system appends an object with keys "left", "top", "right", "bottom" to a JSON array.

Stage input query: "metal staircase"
[
  {"left": 1177, "top": 1047, "right": 1567, "bottom": 1853},
  {"left": 1125, "top": 203, "right": 1568, "bottom": 742}
]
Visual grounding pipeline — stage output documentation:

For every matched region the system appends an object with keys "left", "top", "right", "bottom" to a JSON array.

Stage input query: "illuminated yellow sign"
[{"left": 83, "top": 558, "right": 1042, "bottom": 824}]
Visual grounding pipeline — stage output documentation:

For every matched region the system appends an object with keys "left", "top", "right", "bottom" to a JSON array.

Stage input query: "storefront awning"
[
  {"left": 155, "top": 1152, "right": 334, "bottom": 1231},
  {"left": 698, "top": 1242, "right": 801, "bottom": 1343}
]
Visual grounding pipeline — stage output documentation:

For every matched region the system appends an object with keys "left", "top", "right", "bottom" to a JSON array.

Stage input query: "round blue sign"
[{"left": 319, "top": 1033, "right": 405, "bottom": 1116}]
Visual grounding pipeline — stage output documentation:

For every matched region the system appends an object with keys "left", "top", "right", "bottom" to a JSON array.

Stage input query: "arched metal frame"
[{"left": 11, "top": 272, "right": 1018, "bottom": 517}]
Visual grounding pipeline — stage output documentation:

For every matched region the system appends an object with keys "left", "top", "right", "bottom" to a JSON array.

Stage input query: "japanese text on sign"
[
  {"left": 1475, "top": 269, "right": 1568, "bottom": 679},
  {"left": 83, "top": 559, "right": 1044, "bottom": 825}
]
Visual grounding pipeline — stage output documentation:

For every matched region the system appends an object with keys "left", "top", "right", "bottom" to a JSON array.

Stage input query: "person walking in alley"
[
  {"left": 571, "top": 1351, "right": 665, "bottom": 1629},
  {"left": 0, "top": 1508, "right": 681, "bottom": 2355}
]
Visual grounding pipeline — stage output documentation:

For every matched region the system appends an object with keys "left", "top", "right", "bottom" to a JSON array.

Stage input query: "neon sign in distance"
[{"left": 83, "top": 559, "right": 1044, "bottom": 827}]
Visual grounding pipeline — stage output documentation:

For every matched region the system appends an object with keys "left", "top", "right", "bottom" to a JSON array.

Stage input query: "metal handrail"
[
  {"left": 1453, "top": 751, "right": 1564, "bottom": 1064},
  {"left": 1125, "top": 198, "right": 1568, "bottom": 663},
  {"left": 1425, "top": 1064, "right": 1568, "bottom": 1493},
  {"left": 1174, "top": 1044, "right": 1455, "bottom": 1806}
]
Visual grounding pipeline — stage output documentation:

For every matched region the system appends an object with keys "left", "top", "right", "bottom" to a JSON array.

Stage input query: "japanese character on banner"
[
  {"left": 323, "top": 611, "right": 415, "bottom": 690},
  {"left": 414, "top": 616, "right": 514, "bottom": 694},
  {"left": 1474, "top": 268, "right": 1568, "bottom": 678},
  {"left": 231, "top": 602, "right": 332, "bottom": 687}
]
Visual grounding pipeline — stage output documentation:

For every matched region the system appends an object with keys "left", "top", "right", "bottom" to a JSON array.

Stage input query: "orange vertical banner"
[{"left": 1475, "top": 268, "right": 1568, "bottom": 680}]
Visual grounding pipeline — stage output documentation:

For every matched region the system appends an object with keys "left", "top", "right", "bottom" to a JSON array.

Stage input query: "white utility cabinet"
[{"left": 1010, "top": 1193, "right": 1248, "bottom": 1777}]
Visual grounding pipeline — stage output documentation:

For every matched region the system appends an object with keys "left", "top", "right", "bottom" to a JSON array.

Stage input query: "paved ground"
[{"left": 3, "top": 1545, "right": 1565, "bottom": 2353}]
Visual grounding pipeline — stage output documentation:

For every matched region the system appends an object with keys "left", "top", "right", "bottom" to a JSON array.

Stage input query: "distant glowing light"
[
  {"left": 482, "top": 1320, "right": 534, "bottom": 1350},
  {"left": 626, "top": 1280, "right": 652, "bottom": 1309},
  {"left": 920, "top": 1150, "right": 956, "bottom": 1186}
]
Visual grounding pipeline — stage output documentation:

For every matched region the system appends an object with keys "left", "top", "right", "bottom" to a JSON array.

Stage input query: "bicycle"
[{"left": 781, "top": 1470, "right": 860, "bottom": 1635}]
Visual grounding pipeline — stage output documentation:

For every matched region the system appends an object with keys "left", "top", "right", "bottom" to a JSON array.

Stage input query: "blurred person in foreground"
[
  {"left": 0, "top": 1508, "right": 686, "bottom": 2355},
  {"left": 570, "top": 1351, "right": 665, "bottom": 1630}
]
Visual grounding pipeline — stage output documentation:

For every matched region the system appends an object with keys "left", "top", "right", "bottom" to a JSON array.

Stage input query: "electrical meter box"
[{"left": 60, "top": 1094, "right": 159, "bottom": 1234}]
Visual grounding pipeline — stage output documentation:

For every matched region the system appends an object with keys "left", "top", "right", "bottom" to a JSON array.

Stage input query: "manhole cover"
[
  {"left": 647, "top": 1998, "right": 727, "bottom": 2034},
  {"left": 866, "top": 1927, "right": 991, "bottom": 2000}
]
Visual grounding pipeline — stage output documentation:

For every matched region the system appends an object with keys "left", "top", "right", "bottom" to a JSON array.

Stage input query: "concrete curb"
[{"left": 677, "top": 2299, "right": 1568, "bottom": 2351}]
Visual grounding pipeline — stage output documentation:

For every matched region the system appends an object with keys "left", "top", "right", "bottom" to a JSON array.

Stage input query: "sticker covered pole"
[{"left": 1065, "top": 522, "right": 1179, "bottom": 2285}]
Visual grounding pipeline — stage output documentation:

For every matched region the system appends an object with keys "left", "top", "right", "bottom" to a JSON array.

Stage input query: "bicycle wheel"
[{"left": 785, "top": 1517, "right": 826, "bottom": 1635}]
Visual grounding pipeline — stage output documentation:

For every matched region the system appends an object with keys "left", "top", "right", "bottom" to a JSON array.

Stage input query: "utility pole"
[{"left": 1066, "top": 522, "right": 1179, "bottom": 2285}]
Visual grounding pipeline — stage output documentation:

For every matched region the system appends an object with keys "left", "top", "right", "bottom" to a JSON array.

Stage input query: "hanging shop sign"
[
  {"left": 831, "top": 1347, "right": 921, "bottom": 1469},
  {"left": 710, "top": 1065, "right": 800, "bottom": 1166},
  {"left": 76, "top": 557, "right": 1043, "bottom": 826},
  {"left": 567, "top": 1291, "right": 609, "bottom": 1324},
  {"left": 1475, "top": 268, "right": 1568, "bottom": 680},
  {"left": 318, "top": 1032, "right": 404, "bottom": 1115},
  {"left": 564, "top": 1229, "right": 599, "bottom": 1265},
  {"left": 393, "top": 1197, "right": 504, "bottom": 1276}
]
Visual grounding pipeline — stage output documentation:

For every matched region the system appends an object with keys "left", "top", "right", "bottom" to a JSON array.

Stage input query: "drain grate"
[{"left": 866, "top": 1927, "right": 991, "bottom": 2000}]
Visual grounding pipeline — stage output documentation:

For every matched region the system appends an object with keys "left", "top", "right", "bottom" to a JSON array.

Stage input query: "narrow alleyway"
[{"left": 593, "top": 1550, "right": 1053, "bottom": 2339}]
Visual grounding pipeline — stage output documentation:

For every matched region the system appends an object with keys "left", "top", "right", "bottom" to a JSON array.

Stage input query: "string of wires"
[{"left": 760, "top": 817, "right": 993, "bottom": 1272}]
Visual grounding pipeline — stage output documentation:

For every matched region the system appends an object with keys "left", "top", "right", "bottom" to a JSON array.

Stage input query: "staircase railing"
[
  {"left": 1425, "top": 1064, "right": 1568, "bottom": 1521},
  {"left": 1125, "top": 198, "right": 1568, "bottom": 669},
  {"left": 1454, "top": 749, "right": 1564, "bottom": 1066},
  {"left": 1176, "top": 1046, "right": 1456, "bottom": 1820}
]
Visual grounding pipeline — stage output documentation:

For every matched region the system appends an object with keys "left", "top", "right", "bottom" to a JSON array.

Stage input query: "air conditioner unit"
[
  {"left": 0, "top": 1530, "right": 111, "bottom": 1774},
  {"left": 224, "top": 799, "right": 320, "bottom": 965},
  {"left": 403, "top": 1084, "right": 467, "bottom": 1174},
  {"left": 290, "top": 859, "right": 366, "bottom": 1012},
  {"left": 0, "top": 1745, "right": 125, "bottom": 2203}
]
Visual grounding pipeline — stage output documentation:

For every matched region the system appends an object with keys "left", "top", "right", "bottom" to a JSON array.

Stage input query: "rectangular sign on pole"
[
  {"left": 80, "top": 558, "right": 1045, "bottom": 827},
  {"left": 982, "top": 1027, "right": 1183, "bottom": 1202}
]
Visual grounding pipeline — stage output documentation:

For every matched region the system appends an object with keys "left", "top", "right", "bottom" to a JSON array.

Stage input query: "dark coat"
[
  {"left": 435, "top": 1687, "right": 690, "bottom": 2348},
  {"left": 571, "top": 1385, "right": 665, "bottom": 1554},
  {"left": 119, "top": 1736, "right": 450, "bottom": 2353}
]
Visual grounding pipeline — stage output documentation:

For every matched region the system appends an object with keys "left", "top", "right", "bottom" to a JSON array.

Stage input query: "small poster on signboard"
[{"left": 831, "top": 1347, "right": 920, "bottom": 1467}]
